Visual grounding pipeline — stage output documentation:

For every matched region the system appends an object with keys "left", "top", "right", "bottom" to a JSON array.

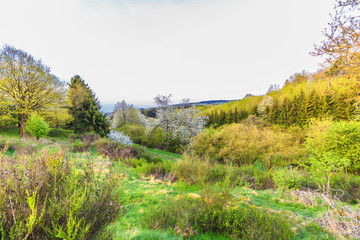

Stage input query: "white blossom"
[{"left": 107, "top": 130, "right": 133, "bottom": 145}]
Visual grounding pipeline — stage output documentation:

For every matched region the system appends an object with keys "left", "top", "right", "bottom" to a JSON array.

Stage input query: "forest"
[{"left": 1, "top": 1, "right": 360, "bottom": 239}]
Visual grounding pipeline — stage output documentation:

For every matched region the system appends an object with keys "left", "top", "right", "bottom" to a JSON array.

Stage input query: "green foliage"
[
  {"left": 0, "top": 151, "right": 124, "bottom": 239},
  {"left": 273, "top": 168, "right": 308, "bottom": 190},
  {"left": 26, "top": 114, "right": 50, "bottom": 140},
  {"left": 192, "top": 122, "right": 305, "bottom": 169},
  {"left": 67, "top": 75, "right": 109, "bottom": 137},
  {"left": 47, "top": 128, "right": 74, "bottom": 138},
  {"left": 118, "top": 124, "right": 147, "bottom": 144},
  {"left": 127, "top": 158, "right": 175, "bottom": 179},
  {"left": 331, "top": 172, "right": 360, "bottom": 204},
  {"left": 143, "top": 127, "right": 167, "bottom": 149},
  {"left": 304, "top": 119, "right": 352, "bottom": 195},
  {"left": 0, "top": 45, "right": 68, "bottom": 138},
  {"left": 145, "top": 191, "right": 293, "bottom": 239}
]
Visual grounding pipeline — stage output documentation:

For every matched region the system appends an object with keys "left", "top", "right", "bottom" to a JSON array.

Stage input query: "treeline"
[
  {"left": 265, "top": 90, "right": 355, "bottom": 127},
  {"left": 206, "top": 90, "right": 356, "bottom": 128},
  {"left": 206, "top": 107, "right": 251, "bottom": 127}
]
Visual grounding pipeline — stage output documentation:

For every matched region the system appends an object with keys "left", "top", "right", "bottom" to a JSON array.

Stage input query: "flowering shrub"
[{"left": 107, "top": 130, "right": 133, "bottom": 145}]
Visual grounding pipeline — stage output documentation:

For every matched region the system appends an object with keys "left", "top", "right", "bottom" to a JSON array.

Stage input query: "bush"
[
  {"left": 143, "top": 127, "right": 167, "bottom": 149},
  {"left": 331, "top": 172, "right": 360, "bottom": 204},
  {"left": 173, "top": 155, "right": 227, "bottom": 185},
  {"left": 145, "top": 191, "right": 293, "bottom": 239},
  {"left": 117, "top": 124, "right": 146, "bottom": 145},
  {"left": 71, "top": 138, "right": 90, "bottom": 152},
  {"left": 191, "top": 123, "right": 305, "bottom": 169},
  {"left": 273, "top": 168, "right": 309, "bottom": 190},
  {"left": 47, "top": 128, "right": 74, "bottom": 138},
  {"left": 94, "top": 138, "right": 137, "bottom": 160},
  {"left": 26, "top": 114, "right": 49, "bottom": 140},
  {"left": 108, "top": 130, "right": 133, "bottom": 145},
  {"left": 0, "top": 151, "right": 124, "bottom": 239},
  {"left": 304, "top": 119, "right": 351, "bottom": 194},
  {"left": 128, "top": 158, "right": 176, "bottom": 181}
]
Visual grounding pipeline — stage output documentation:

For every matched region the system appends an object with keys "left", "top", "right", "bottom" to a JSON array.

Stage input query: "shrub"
[
  {"left": 273, "top": 168, "right": 309, "bottom": 190},
  {"left": 94, "top": 138, "right": 137, "bottom": 160},
  {"left": 0, "top": 151, "right": 124, "bottom": 239},
  {"left": 143, "top": 127, "right": 166, "bottom": 149},
  {"left": 108, "top": 130, "right": 133, "bottom": 145},
  {"left": 47, "top": 128, "right": 74, "bottom": 138},
  {"left": 26, "top": 114, "right": 49, "bottom": 140},
  {"left": 191, "top": 123, "right": 305, "bottom": 169},
  {"left": 71, "top": 138, "right": 90, "bottom": 152},
  {"left": 128, "top": 158, "right": 176, "bottom": 181},
  {"left": 145, "top": 191, "right": 293, "bottom": 239},
  {"left": 331, "top": 172, "right": 360, "bottom": 204},
  {"left": 173, "top": 155, "right": 227, "bottom": 185},
  {"left": 304, "top": 119, "right": 351, "bottom": 195},
  {"left": 117, "top": 124, "right": 146, "bottom": 145}
]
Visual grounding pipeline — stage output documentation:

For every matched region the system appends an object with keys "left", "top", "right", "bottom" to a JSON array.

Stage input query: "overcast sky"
[{"left": 0, "top": 0, "right": 335, "bottom": 110}]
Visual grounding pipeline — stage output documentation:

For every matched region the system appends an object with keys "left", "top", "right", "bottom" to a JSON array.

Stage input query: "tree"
[
  {"left": 111, "top": 100, "right": 147, "bottom": 129},
  {"left": 312, "top": 0, "right": 360, "bottom": 77},
  {"left": 147, "top": 94, "right": 207, "bottom": 150},
  {"left": 26, "top": 113, "right": 49, "bottom": 140},
  {"left": 304, "top": 119, "right": 351, "bottom": 196},
  {"left": 0, "top": 45, "right": 65, "bottom": 138},
  {"left": 67, "top": 75, "right": 109, "bottom": 137}
]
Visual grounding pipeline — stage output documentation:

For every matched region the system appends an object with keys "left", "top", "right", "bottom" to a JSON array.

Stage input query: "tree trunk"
[{"left": 19, "top": 115, "right": 26, "bottom": 138}]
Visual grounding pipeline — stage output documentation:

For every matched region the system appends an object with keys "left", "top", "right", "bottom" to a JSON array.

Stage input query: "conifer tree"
[{"left": 68, "top": 75, "right": 109, "bottom": 136}]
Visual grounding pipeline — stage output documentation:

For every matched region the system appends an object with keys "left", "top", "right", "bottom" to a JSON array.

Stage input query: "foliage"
[
  {"left": 47, "top": 128, "right": 74, "bottom": 138},
  {"left": 25, "top": 114, "right": 50, "bottom": 140},
  {"left": 147, "top": 94, "right": 207, "bottom": 151},
  {"left": 0, "top": 45, "right": 68, "bottom": 138},
  {"left": 304, "top": 119, "right": 351, "bottom": 195},
  {"left": 273, "top": 168, "right": 309, "bottom": 190},
  {"left": 111, "top": 100, "right": 147, "bottom": 129},
  {"left": 117, "top": 124, "right": 146, "bottom": 145},
  {"left": 127, "top": 158, "right": 176, "bottom": 180},
  {"left": 192, "top": 122, "right": 305, "bottom": 169},
  {"left": 67, "top": 75, "right": 109, "bottom": 137},
  {"left": 145, "top": 188, "right": 293, "bottom": 239},
  {"left": 94, "top": 138, "right": 137, "bottom": 160},
  {"left": 0, "top": 150, "right": 124, "bottom": 239},
  {"left": 108, "top": 130, "right": 133, "bottom": 145}
]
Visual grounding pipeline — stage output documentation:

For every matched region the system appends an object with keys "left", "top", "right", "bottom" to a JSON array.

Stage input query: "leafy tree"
[
  {"left": 0, "top": 45, "right": 66, "bottom": 138},
  {"left": 111, "top": 100, "right": 147, "bottom": 129},
  {"left": 147, "top": 94, "right": 207, "bottom": 150},
  {"left": 26, "top": 113, "right": 50, "bottom": 140},
  {"left": 304, "top": 119, "right": 351, "bottom": 195},
  {"left": 67, "top": 75, "right": 109, "bottom": 137}
]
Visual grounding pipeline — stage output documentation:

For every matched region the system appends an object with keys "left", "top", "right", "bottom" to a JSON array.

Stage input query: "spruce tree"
[{"left": 68, "top": 75, "right": 109, "bottom": 136}]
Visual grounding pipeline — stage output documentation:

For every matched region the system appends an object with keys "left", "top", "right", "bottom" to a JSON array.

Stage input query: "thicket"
[
  {"left": 0, "top": 148, "right": 124, "bottom": 239},
  {"left": 192, "top": 118, "right": 305, "bottom": 170}
]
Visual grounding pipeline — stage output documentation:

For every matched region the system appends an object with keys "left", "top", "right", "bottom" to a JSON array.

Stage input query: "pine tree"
[{"left": 68, "top": 75, "right": 109, "bottom": 136}]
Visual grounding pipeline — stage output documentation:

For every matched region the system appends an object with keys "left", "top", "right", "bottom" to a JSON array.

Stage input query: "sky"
[{"left": 0, "top": 0, "right": 335, "bottom": 111}]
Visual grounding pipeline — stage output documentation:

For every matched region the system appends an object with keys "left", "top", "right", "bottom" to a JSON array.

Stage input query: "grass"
[{"left": 0, "top": 130, "right": 340, "bottom": 239}]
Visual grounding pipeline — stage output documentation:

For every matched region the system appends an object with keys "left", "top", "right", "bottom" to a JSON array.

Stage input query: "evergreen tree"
[{"left": 68, "top": 75, "right": 109, "bottom": 136}]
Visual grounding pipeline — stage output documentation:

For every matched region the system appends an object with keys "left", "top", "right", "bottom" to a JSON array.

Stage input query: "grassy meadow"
[{"left": 1, "top": 126, "right": 359, "bottom": 240}]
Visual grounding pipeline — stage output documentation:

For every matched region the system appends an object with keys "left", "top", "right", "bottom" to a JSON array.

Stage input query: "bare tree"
[{"left": 312, "top": 0, "right": 360, "bottom": 76}]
